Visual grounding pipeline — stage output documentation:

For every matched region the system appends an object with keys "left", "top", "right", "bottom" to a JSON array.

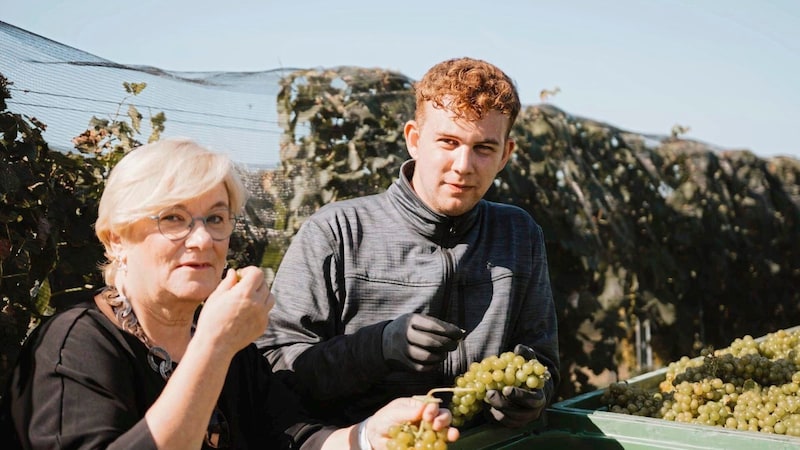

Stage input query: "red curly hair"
[{"left": 413, "top": 57, "right": 521, "bottom": 137}]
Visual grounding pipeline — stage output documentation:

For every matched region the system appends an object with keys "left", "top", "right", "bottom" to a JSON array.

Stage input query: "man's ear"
[
  {"left": 404, "top": 120, "right": 420, "bottom": 159},
  {"left": 498, "top": 138, "right": 515, "bottom": 172}
]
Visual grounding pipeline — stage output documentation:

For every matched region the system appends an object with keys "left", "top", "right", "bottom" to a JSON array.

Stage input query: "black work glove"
[
  {"left": 382, "top": 313, "right": 465, "bottom": 372},
  {"left": 484, "top": 344, "right": 547, "bottom": 428}
]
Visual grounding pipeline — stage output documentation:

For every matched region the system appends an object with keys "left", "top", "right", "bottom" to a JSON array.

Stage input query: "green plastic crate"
[
  {"left": 448, "top": 418, "right": 546, "bottom": 450},
  {"left": 548, "top": 346, "right": 800, "bottom": 449},
  {"left": 479, "top": 428, "right": 685, "bottom": 450},
  {"left": 449, "top": 327, "right": 800, "bottom": 448},
  {"left": 446, "top": 387, "right": 799, "bottom": 448},
  {"left": 449, "top": 415, "right": 691, "bottom": 450},
  {"left": 450, "top": 422, "right": 682, "bottom": 449}
]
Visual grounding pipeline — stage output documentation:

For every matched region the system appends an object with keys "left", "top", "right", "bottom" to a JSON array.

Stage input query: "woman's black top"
[{"left": 0, "top": 298, "right": 334, "bottom": 449}]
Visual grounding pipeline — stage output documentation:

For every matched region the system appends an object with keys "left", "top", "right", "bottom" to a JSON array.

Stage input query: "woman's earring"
[{"left": 117, "top": 258, "right": 128, "bottom": 273}]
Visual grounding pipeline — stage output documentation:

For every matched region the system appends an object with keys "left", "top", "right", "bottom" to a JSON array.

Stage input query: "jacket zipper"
[
  {"left": 437, "top": 222, "right": 457, "bottom": 319},
  {"left": 440, "top": 222, "right": 468, "bottom": 378}
]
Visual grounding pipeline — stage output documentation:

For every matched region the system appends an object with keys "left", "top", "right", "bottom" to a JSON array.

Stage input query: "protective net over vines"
[{"left": 1, "top": 20, "right": 287, "bottom": 169}]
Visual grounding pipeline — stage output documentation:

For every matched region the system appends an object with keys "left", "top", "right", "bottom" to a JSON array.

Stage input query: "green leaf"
[
  {"left": 31, "top": 277, "right": 54, "bottom": 316},
  {"left": 128, "top": 105, "right": 142, "bottom": 133},
  {"left": 123, "top": 82, "right": 147, "bottom": 96},
  {"left": 88, "top": 116, "right": 109, "bottom": 129}
]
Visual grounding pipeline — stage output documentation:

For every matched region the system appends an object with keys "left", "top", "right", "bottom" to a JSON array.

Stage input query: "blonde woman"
[{"left": 1, "top": 138, "right": 458, "bottom": 449}]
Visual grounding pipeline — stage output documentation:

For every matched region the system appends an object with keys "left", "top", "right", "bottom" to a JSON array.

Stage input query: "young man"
[{"left": 258, "top": 57, "right": 560, "bottom": 429}]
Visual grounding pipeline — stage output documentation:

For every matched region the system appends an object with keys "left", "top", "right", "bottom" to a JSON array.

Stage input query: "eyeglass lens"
[{"left": 155, "top": 206, "right": 233, "bottom": 241}]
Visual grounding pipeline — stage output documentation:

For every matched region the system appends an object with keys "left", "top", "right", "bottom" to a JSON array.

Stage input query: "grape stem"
[{"left": 412, "top": 387, "right": 477, "bottom": 403}]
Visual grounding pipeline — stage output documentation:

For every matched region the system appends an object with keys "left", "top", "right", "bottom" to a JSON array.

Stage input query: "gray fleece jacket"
[{"left": 257, "top": 160, "right": 559, "bottom": 426}]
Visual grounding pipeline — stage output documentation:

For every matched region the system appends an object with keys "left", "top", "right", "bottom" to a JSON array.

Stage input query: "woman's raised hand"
[{"left": 194, "top": 266, "right": 274, "bottom": 356}]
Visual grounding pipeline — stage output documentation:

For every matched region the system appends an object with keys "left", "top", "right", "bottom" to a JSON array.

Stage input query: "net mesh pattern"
[{"left": 1, "top": 20, "right": 292, "bottom": 169}]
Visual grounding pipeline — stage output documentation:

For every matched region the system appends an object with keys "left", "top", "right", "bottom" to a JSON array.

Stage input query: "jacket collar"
[{"left": 387, "top": 159, "right": 480, "bottom": 242}]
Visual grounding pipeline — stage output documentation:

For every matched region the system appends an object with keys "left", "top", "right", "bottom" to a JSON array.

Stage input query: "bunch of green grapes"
[
  {"left": 754, "top": 328, "right": 800, "bottom": 362},
  {"left": 386, "top": 390, "right": 455, "bottom": 450},
  {"left": 449, "top": 351, "right": 551, "bottom": 427},
  {"left": 672, "top": 352, "right": 797, "bottom": 388},
  {"left": 386, "top": 418, "right": 449, "bottom": 450},
  {"left": 601, "top": 381, "right": 665, "bottom": 417},
  {"left": 603, "top": 327, "right": 800, "bottom": 437}
]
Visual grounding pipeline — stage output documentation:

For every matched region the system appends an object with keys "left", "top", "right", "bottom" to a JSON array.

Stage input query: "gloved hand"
[
  {"left": 485, "top": 385, "right": 546, "bottom": 428},
  {"left": 512, "top": 343, "right": 537, "bottom": 361},
  {"left": 484, "top": 344, "right": 547, "bottom": 428},
  {"left": 382, "top": 313, "right": 465, "bottom": 372}
]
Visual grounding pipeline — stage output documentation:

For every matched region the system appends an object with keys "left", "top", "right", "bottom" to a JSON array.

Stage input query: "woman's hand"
[
  {"left": 366, "top": 397, "right": 460, "bottom": 450},
  {"left": 193, "top": 266, "right": 274, "bottom": 356}
]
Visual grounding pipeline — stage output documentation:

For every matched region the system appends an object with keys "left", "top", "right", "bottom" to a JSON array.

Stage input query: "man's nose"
[{"left": 452, "top": 146, "right": 473, "bottom": 172}]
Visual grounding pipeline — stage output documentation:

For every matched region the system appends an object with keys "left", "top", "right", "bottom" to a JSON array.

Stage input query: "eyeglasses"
[
  {"left": 149, "top": 206, "right": 235, "bottom": 241},
  {"left": 204, "top": 405, "right": 230, "bottom": 448}
]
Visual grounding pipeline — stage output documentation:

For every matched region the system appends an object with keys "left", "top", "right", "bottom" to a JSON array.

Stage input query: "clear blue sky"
[{"left": 3, "top": 0, "right": 799, "bottom": 159}]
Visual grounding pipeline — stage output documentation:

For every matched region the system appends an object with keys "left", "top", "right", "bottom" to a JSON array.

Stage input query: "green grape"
[
  {"left": 449, "top": 351, "right": 552, "bottom": 426},
  {"left": 386, "top": 417, "right": 450, "bottom": 450}
]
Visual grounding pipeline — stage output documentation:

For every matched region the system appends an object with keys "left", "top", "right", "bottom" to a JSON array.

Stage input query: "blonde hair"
[
  {"left": 95, "top": 138, "right": 247, "bottom": 283},
  {"left": 414, "top": 57, "right": 520, "bottom": 137}
]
